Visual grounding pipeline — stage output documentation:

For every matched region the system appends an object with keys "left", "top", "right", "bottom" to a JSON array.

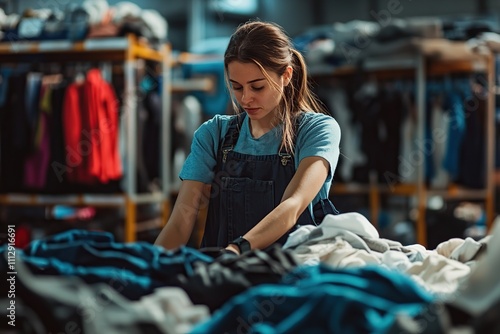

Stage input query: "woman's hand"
[{"left": 225, "top": 244, "right": 240, "bottom": 255}]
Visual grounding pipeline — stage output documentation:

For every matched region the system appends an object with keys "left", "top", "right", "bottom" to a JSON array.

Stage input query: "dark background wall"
[{"left": 4, "top": 0, "right": 500, "bottom": 51}]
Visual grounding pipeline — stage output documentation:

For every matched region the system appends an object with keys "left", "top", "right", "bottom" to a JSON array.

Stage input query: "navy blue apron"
[{"left": 202, "top": 113, "right": 338, "bottom": 248}]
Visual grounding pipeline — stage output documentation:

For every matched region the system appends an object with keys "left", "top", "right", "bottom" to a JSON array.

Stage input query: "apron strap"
[
  {"left": 278, "top": 113, "right": 303, "bottom": 166},
  {"left": 220, "top": 113, "right": 245, "bottom": 163}
]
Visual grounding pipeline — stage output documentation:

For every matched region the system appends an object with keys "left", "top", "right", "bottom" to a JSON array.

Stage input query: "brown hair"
[{"left": 224, "top": 20, "right": 326, "bottom": 153}]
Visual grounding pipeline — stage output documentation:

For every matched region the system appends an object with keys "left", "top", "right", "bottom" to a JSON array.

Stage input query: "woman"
[{"left": 155, "top": 20, "right": 341, "bottom": 254}]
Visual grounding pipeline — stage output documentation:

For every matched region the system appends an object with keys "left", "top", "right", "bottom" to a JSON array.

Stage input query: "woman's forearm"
[
  {"left": 242, "top": 157, "right": 329, "bottom": 250},
  {"left": 154, "top": 180, "right": 209, "bottom": 250},
  {"left": 154, "top": 220, "right": 190, "bottom": 249},
  {"left": 242, "top": 197, "right": 302, "bottom": 249}
]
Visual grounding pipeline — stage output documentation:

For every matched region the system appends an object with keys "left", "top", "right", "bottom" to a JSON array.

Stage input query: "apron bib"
[{"left": 202, "top": 113, "right": 338, "bottom": 247}]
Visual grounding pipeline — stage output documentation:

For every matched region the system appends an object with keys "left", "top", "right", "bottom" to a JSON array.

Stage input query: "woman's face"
[{"left": 227, "top": 61, "right": 290, "bottom": 124}]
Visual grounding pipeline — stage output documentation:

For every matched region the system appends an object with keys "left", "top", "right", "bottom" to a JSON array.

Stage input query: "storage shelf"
[
  {"left": 0, "top": 35, "right": 164, "bottom": 62},
  {"left": 311, "top": 38, "right": 490, "bottom": 81},
  {"left": 0, "top": 193, "right": 124, "bottom": 206},
  {"left": 318, "top": 38, "right": 495, "bottom": 246},
  {"left": 0, "top": 35, "right": 172, "bottom": 242},
  {"left": 333, "top": 182, "right": 490, "bottom": 199},
  {"left": 330, "top": 183, "right": 371, "bottom": 194},
  {"left": 0, "top": 192, "right": 167, "bottom": 206}
]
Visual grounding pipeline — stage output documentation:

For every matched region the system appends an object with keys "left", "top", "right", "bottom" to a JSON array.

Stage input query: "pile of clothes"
[{"left": 0, "top": 0, "right": 167, "bottom": 45}]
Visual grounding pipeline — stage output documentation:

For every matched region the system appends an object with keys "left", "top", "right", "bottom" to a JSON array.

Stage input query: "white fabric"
[
  {"left": 322, "top": 240, "right": 381, "bottom": 268},
  {"left": 448, "top": 217, "right": 500, "bottom": 316},
  {"left": 282, "top": 224, "right": 316, "bottom": 249},
  {"left": 82, "top": 0, "right": 109, "bottom": 25},
  {"left": 327, "top": 86, "right": 366, "bottom": 181},
  {"left": 286, "top": 225, "right": 371, "bottom": 252},
  {"left": 135, "top": 287, "right": 210, "bottom": 333},
  {"left": 111, "top": 2, "right": 168, "bottom": 41},
  {"left": 291, "top": 237, "right": 380, "bottom": 267},
  {"left": 321, "top": 212, "right": 379, "bottom": 239},
  {"left": 430, "top": 104, "right": 449, "bottom": 188},
  {"left": 468, "top": 32, "right": 500, "bottom": 53},
  {"left": 402, "top": 253, "right": 471, "bottom": 297},
  {"left": 286, "top": 216, "right": 479, "bottom": 298},
  {"left": 112, "top": 1, "right": 142, "bottom": 22},
  {"left": 0, "top": 8, "right": 6, "bottom": 24},
  {"left": 283, "top": 212, "right": 377, "bottom": 251},
  {"left": 398, "top": 104, "right": 418, "bottom": 183},
  {"left": 286, "top": 213, "right": 498, "bottom": 302},
  {"left": 436, "top": 237, "right": 483, "bottom": 263},
  {"left": 141, "top": 9, "right": 168, "bottom": 41}
]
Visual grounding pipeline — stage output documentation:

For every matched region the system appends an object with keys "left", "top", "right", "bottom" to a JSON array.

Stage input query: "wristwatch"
[{"left": 229, "top": 236, "right": 251, "bottom": 254}]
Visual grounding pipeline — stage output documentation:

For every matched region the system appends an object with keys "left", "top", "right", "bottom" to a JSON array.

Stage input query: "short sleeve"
[
  {"left": 296, "top": 113, "right": 341, "bottom": 181},
  {"left": 179, "top": 115, "right": 228, "bottom": 183}
]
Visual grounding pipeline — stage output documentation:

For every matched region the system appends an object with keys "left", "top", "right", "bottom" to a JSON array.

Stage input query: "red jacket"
[{"left": 62, "top": 69, "right": 122, "bottom": 184}]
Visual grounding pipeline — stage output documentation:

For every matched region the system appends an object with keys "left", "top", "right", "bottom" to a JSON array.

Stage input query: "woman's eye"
[
  {"left": 232, "top": 86, "right": 242, "bottom": 91},
  {"left": 252, "top": 86, "right": 264, "bottom": 91}
]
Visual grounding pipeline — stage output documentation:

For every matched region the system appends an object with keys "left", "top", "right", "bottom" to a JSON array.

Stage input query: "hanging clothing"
[
  {"left": 62, "top": 81, "right": 90, "bottom": 183},
  {"left": 0, "top": 72, "right": 30, "bottom": 192},
  {"left": 23, "top": 83, "right": 52, "bottom": 189},
  {"left": 442, "top": 90, "right": 466, "bottom": 182},
  {"left": 45, "top": 81, "right": 70, "bottom": 192},
  {"left": 62, "top": 68, "right": 122, "bottom": 184}
]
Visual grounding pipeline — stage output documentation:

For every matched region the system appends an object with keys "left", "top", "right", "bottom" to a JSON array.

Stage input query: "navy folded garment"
[
  {"left": 170, "top": 245, "right": 300, "bottom": 311},
  {"left": 0, "top": 256, "right": 175, "bottom": 334},
  {"left": 2, "top": 229, "right": 213, "bottom": 300}
]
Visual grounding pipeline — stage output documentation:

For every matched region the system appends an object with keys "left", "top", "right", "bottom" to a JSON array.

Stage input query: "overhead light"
[{"left": 209, "top": 0, "right": 258, "bottom": 15}]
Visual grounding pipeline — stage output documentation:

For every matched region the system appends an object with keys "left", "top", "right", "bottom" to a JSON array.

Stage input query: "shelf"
[
  {"left": 0, "top": 192, "right": 167, "bottom": 206},
  {"left": 333, "top": 182, "right": 488, "bottom": 199},
  {"left": 0, "top": 35, "right": 164, "bottom": 63},
  {"left": 310, "top": 38, "right": 490, "bottom": 80},
  {"left": 330, "top": 183, "right": 371, "bottom": 194},
  {"left": 380, "top": 183, "right": 418, "bottom": 195},
  {"left": 171, "top": 77, "right": 215, "bottom": 93}
]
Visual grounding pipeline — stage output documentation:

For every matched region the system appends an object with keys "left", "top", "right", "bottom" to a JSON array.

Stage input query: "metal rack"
[
  {"left": 318, "top": 38, "right": 496, "bottom": 246},
  {"left": 0, "top": 35, "right": 172, "bottom": 242}
]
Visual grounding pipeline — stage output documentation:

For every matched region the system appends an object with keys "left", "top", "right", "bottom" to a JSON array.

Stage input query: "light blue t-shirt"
[{"left": 180, "top": 112, "right": 341, "bottom": 211}]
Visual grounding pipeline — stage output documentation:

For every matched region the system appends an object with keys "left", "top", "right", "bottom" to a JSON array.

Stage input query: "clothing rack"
[
  {"left": 313, "top": 38, "right": 496, "bottom": 246},
  {"left": 0, "top": 34, "right": 172, "bottom": 242}
]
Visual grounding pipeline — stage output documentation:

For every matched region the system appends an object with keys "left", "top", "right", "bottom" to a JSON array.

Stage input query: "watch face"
[{"left": 233, "top": 237, "right": 250, "bottom": 253}]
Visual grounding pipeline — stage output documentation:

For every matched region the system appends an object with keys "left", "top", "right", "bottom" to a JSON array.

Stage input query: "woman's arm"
[
  {"left": 154, "top": 180, "right": 210, "bottom": 250},
  {"left": 228, "top": 156, "right": 329, "bottom": 253}
]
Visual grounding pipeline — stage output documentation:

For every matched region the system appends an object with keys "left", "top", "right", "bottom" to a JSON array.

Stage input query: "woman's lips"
[{"left": 244, "top": 108, "right": 259, "bottom": 115}]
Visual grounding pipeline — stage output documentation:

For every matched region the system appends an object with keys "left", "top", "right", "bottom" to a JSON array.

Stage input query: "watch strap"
[{"left": 229, "top": 236, "right": 251, "bottom": 253}]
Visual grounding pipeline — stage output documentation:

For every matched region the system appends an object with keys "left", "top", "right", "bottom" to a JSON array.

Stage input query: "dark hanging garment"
[{"left": 0, "top": 73, "right": 30, "bottom": 192}]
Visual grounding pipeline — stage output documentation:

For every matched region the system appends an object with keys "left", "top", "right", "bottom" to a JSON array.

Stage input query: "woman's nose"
[{"left": 241, "top": 89, "right": 252, "bottom": 104}]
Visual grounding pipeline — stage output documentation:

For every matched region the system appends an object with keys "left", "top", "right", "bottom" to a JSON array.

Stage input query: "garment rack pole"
[
  {"left": 416, "top": 52, "right": 428, "bottom": 247},
  {"left": 486, "top": 52, "right": 496, "bottom": 232},
  {"left": 161, "top": 44, "right": 173, "bottom": 224}
]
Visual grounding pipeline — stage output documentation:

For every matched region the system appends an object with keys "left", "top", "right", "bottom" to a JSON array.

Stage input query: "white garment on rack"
[
  {"left": 327, "top": 86, "right": 366, "bottom": 181},
  {"left": 431, "top": 103, "right": 450, "bottom": 188},
  {"left": 398, "top": 104, "right": 418, "bottom": 183}
]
